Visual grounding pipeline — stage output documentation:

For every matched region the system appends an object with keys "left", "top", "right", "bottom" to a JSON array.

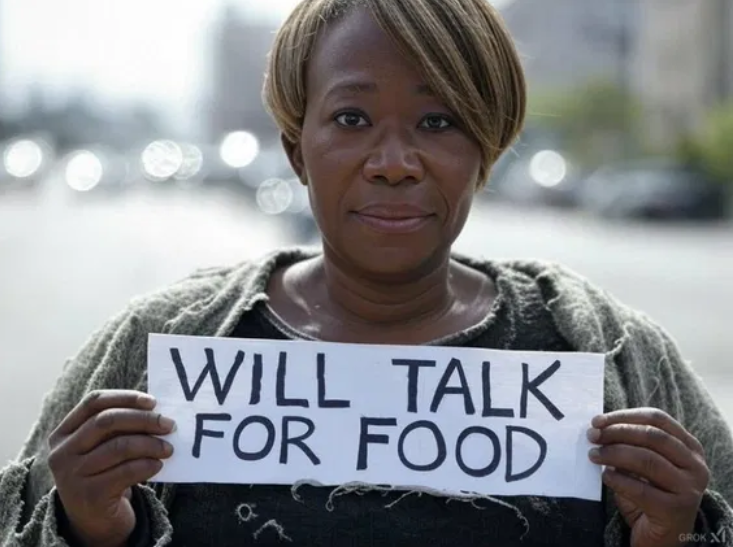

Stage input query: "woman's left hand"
[{"left": 587, "top": 408, "right": 710, "bottom": 547}]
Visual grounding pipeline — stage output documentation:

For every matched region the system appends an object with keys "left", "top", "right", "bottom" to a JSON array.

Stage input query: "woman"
[{"left": 2, "top": 0, "right": 732, "bottom": 545}]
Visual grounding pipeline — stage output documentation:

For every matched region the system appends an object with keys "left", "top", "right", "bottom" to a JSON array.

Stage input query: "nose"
[{"left": 363, "top": 129, "right": 424, "bottom": 185}]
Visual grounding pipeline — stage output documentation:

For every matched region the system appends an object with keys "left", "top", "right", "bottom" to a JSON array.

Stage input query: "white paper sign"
[{"left": 147, "top": 334, "right": 605, "bottom": 501}]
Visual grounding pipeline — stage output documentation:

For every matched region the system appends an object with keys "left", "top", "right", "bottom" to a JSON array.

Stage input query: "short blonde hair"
[{"left": 263, "top": 0, "right": 527, "bottom": 186}]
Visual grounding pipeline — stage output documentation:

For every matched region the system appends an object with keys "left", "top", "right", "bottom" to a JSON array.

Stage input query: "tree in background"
[
  {"left": 677, "top": 102, "right": 733, "bottom": 185},
  {"left": 526, "top": 79, "right": 642, "bottom": 170}
]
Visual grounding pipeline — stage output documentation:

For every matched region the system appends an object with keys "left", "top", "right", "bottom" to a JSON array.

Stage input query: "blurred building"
[
  {"left": 207, "top": 5, "right": 279, "bottom": 146},
  {"left": 501, "top": 0, "right": 640, "bottom": 91},
  {"left": 634, "top": 0, "right": 733, "bottom": 147},
  {"left": 210, "top": 0, "right": 640, "bottom": 142}
]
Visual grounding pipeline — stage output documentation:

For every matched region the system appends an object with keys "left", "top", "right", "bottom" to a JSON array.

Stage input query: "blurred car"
[
  {"left": 578, "top": 160, "right": 730, "bottom": 221},
  {"left": 481, "top": 147, "right": 582, "bottom": 207}
]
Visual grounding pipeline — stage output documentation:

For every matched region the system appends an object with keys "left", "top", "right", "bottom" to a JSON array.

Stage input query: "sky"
[
  {"left": 0, "top": 0, "right": 513, "bottom": 135},
  {"left": 0, "top": 0, "right": 296, "bottom": 99},
  {"left": 0, "top": 0, "right": 303, "bottom": 134}
]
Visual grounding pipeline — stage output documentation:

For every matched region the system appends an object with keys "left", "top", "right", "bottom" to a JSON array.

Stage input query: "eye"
[
  {"left": 420, "top": 114, "right": 453, "bottom": 131},
  {"left": 335, "top": 112, "right": 370, "bottom": 127}
]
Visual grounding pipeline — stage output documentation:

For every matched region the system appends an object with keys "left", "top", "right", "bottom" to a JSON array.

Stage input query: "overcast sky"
[{"left": 0, "top": 0, "right": 513, "bottom": 135}]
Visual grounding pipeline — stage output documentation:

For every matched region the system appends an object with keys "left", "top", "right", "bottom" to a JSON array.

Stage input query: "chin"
[{"left": 341, "top": 240, "right": 446, "bottom": 281}]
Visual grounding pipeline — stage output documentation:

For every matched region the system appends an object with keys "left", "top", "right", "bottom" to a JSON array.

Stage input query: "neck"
[{"left": 315, "top": 247, "right": 454, "bottom": 327}]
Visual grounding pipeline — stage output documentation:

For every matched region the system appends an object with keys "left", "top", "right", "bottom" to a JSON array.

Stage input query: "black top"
[{"left": 157, "top": 266, "right": 606, "bottom": 547}]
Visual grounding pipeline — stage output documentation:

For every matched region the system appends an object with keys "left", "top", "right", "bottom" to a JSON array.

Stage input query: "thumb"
[{"left": 615, "top": 491, "right": 643, "bottom": 525}]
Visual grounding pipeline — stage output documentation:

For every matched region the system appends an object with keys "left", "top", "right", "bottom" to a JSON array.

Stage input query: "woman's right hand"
[{"left": 48, "top": 390, "right": 176, "bottom": 547}]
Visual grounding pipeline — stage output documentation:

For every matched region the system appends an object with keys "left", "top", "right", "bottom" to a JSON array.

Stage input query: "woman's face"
[{"left": 286, "top": 7, "right": 483, "bottom": 275}]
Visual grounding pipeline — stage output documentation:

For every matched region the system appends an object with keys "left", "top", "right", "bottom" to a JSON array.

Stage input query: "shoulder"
[
  {"left": 490, "top": 259, "right": 695, "bottom": 403},
  {"left": 55, "top": 249, "right": 307, "bottom": 390},
  {"left": 105, "top": 264, "right": 235, "bottom": 340},
  {"left": 467, "top": 256, "right": 672, "bottom": 351},
  {"left": 63, "top": 261, "right": 250, "bottom": 374},
  {"left": 461, "top": 255, "right": 605, "bottom": 308},
  {"left": 127, "top": 263, "right": 238, "bottom": 322},
  {"left": 122, "top": 246, "right": 318, "bottom": 334},
  {"left": 459, "top": 255, "right": 592, "bottom": 290},
  {"left": 490, "top": 258, "right": 643, "bottom": 323}
]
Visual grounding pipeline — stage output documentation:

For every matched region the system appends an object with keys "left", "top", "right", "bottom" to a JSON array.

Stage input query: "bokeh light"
[
  {"left": 256, "top": 178, "right": 294, "bottom": 215},
  {"left": 529, "top": 150, "right": 568, "bottom": 188},
  {"left": 220, "top": 131, "right": 260, "bottom": 169},
  {"left": 174, "top": 144, "right": 204, "bottom": 180},
  {"left": 4, "top": 140, "right": 45, "bottom": 179},
  {"left": 65, "top": 151, "right": 104, "bottom": 192},
  {"left": 142, "top": 140, "right": 184, "bottom": 181}
]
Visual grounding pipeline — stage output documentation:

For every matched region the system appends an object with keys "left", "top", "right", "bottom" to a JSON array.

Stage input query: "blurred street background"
[{"left": 1, "top": 0, "right": 732, "bottom": 464}]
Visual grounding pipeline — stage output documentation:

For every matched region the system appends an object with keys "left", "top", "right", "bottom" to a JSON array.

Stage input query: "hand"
[
  {"left": 587, "top": 408, "right": 709, "bottom": 547},
  {"left": 48, "top": 390, "right": 176, "bottom": 547}
]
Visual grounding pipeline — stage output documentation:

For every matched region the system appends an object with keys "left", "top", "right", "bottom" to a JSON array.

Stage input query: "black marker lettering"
[
  {"left": 276, "top": 352, "right": 309, "bottom": 408},
  {"left": 455, "top": 426, "right": 501, "bottom": 477},
  {"left": 249, "top": 353, "right": 263, "bottom": 405},
  {"left": 171, "top": 347, "right": 244, "bottom": 405},
  {"left": 505, "top": 426, "right": 547, "bottom": 482},
  {"left": 430, "top": 358, "right": 475, "bottom": 415},
  {"left": 357, "top": 417, "right": 397, "bottom": 470},
  {"left": 392, "top": 359, "right": 436, "bottom": 413},
  {"left": 317, "top": 353, "right": 350, "bottom": 408},
  {"left": 192, "top": 413, "right": 231, "bottom": 458},
  {"left": 520, "top": 360, "right": 564, "bottom": 420},
  {"left": 482, "top": 361, "right": 514, "bottom": 418},
  {"left": 280, "top": 416, "right": 320, "bottom": 465},
  {"left": 397, "top": 420, "right": 446, "bottom": 472},
  {"left": 233, "top": 416, "right": 276, "bottom": 461}
]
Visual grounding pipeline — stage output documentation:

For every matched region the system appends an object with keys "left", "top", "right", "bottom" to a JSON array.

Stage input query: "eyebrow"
[{"left": 323, "top": 81, "right": 435, "bottom": 100}]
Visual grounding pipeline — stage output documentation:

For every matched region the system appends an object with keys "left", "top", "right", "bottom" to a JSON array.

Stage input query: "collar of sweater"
[{"left": 143, "top": 245, "right": 631, "bottom": 360}]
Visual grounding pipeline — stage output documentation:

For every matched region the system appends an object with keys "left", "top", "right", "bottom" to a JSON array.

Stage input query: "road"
[{"left": 1, "top": 182, "right": 731, "bottom": 464}]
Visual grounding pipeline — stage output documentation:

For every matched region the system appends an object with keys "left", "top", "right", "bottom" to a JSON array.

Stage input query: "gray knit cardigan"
[{"left": 1, "top": 248, "right": 731, "bottom": 546}]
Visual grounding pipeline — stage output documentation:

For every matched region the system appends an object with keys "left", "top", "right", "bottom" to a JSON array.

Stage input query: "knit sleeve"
[
  {"left": 604, "top": 315, "right": 733, "bottom": 546},
  {"left": 513, "top": 259, "right": 733, "bottom": 545},
  {"left": 0, "top": 309, "right": 174, "bottom": 546}
]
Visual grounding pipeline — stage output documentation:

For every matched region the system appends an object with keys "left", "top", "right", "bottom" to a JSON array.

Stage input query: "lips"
[
  {"left": 353, "top": 203, "right": 435, "bottom": 234},
  {"left": 357, "top": 203, "right": 432, "bottom": 218}
]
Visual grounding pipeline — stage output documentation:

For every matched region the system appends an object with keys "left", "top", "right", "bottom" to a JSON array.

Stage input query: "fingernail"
[
  {"left": 139, "top": 394, "right": 157, "bottom": 409},
  {"left": 159, "top": 416, "right": 176, "bottom": 432},
  {"left": 586, "top": 428, "right": 601, "bottom": 443},
  {"left": 588, "top": 447, "right": 601, "bottom": 461},
  {"left": 162, "top": 441, "right": 174, "bottom": 457}
]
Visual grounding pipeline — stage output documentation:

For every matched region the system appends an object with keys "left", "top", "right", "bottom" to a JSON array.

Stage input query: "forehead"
[{"left": 306, "top": 7, "right": 427, "bottom": 98}]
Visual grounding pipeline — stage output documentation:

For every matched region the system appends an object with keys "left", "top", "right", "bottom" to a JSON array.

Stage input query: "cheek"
[
  {"left": 454, "top": 190, "right": 475, "bottom": 226},
  {"left": 300, "top": 123, "right": 360, "bottom": 182},
  {"left": 300, "top": 126, "right": 364, "bottom": 223},
  {"left": 444, "top": 183, "right": 476, "bottom": 236},
  {"left": 301, "top": 147, "right": 351, "bottom": 227},
  {"left": 432, "top": 145, "right": 482, "bottom": 218}
]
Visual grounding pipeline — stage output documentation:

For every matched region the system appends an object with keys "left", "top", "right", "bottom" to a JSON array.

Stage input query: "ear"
[{"left": 281, "top": 133, "right": 307, "bottom": 185}]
